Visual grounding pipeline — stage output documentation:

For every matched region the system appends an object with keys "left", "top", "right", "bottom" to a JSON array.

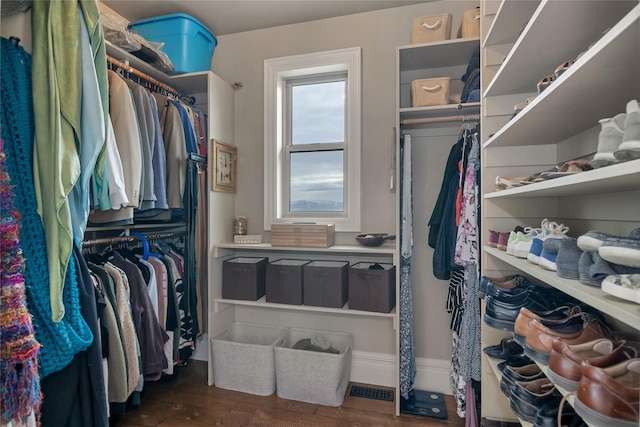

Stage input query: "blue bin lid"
[{"left": 129, "top": 13, "right": 217, "bottom": 45}]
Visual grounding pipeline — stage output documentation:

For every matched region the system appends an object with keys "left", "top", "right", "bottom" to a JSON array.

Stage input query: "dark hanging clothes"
[
  {"left": 40, "top": 245, "right": 109, "bottom": 427},
  {"left": 428, "top": 138, "right": 464, "bottom": 249},
  {"left": 109, "top": 251, "right": 169, "bottom": 379}
]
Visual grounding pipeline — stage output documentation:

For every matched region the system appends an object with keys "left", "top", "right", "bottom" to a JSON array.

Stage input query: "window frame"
[{"left": 264, "top": 47, "right": 361, "bottom": 232}]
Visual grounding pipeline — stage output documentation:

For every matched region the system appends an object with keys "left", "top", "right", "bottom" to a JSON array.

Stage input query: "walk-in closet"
[{"left": 2, "top": 1, "right": 638, "bottom": 426}]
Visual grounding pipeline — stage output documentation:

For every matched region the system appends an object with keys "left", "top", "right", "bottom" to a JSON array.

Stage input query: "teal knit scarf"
[{"left": 1, "top": 37, "right": 92, "bottom": 378}]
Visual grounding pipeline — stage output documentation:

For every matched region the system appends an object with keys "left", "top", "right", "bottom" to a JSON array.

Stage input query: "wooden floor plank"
[{"left": 110, "top": 361, "right": 466, "bottom": 426}]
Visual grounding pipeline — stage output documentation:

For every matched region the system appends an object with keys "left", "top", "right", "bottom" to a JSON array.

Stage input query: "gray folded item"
[
  {"left": 293, "top": 335, "right": 339, "bottom": 354},
  {"left": 556, "top": 238, "right": 581, "bottom": 280},
  {"left": 580, "top": 250, "right": 640, "bottom": 286}
]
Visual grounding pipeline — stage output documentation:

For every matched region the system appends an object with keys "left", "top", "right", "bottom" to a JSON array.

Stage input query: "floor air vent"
[{"left": 349, "top": 385, "right": 394, "bottom": 402}]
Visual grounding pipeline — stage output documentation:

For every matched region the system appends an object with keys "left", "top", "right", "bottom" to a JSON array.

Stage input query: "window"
[{"left": 264, "top": 47, "right": 361, "bottom": 231}]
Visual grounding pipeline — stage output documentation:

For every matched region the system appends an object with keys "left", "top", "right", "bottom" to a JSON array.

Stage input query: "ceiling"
[{"left": 102, "top": 0, "right": 428, "bottom": 37}]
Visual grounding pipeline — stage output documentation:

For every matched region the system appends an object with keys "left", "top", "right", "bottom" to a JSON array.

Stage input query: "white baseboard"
[
  {"left": 351, "top": 351, "right": 452, "bottom": 396},
  {"left": 195, "top": 342, "right": 452, "bottom": 396}
]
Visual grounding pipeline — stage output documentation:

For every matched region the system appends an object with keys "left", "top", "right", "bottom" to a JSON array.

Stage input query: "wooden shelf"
[
  {"left": 484, "top": 247, "right": 640, "bottom": 330},
  {"left": 483, "top": 159, "right": 640, "bottom": 199},
  {"left": 483, "top": 4, "right": 639, "bottom": 149}
]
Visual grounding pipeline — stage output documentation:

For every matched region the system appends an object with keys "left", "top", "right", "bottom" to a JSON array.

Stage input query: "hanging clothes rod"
[
  {"left": 401, "top": 115, "right": 464, "bottom": 126},
  {"left": 81, "top": 229, "right": 187, "bottom": 248},
  {"left": 401, "top": 114, "right": 480, "bottom": 126},
  {"left": 106, "top": 54, "right": 195, "bottom": 105}
]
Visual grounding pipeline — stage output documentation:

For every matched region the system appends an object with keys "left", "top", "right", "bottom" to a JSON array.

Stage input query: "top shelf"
[
  {"left": 484, "top": 0, "right": 636, "bottom": 97},
  {"left": 105, "top": 41, "right": 210, "bottom": 94},
  {"left": 483, "top": 0, "right": 540, "bottom": 48},
  {"left": 397, "top": 38, "right": 480, "bottom": 71},
  {"left": 483, "top": 4, "right": 639, "bottom": 149}
]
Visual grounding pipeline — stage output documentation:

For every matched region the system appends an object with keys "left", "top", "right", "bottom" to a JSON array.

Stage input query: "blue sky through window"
[{"left": 289, "top": 80, "right": 345, "bottom": 211}]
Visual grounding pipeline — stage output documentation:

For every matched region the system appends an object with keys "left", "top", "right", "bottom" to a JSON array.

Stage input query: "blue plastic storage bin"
[{"left": 128, "top": 13, "right": 217, "bottom": 74}]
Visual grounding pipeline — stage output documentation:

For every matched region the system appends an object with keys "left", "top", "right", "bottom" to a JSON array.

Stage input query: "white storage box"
[
  {"left": 411, "top": 77, "right": 451, "bottom": 107},
  {"left": 212, "top": 322, "right": 288, "bottom": 395},
  {"left": 274, "top": 328, "right": 353, "bottom": 406}
]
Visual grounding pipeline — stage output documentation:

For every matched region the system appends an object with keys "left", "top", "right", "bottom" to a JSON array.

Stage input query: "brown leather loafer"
[
  {"left": 524, "top": 314, "right": 611, "bottom": 364},
  {"left": 513, "top": 305, "right": 576, "bottom": 346},
  {"left": 547, "top": 338, "right": 637, "bottom": 391},
  {"left": 574, "top": 358, "right": 640, "bottom": 427}
]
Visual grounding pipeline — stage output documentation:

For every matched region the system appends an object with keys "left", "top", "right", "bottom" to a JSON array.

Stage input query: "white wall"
[{"left": 211, "top": 0, "right": 478, "bottom": 364}]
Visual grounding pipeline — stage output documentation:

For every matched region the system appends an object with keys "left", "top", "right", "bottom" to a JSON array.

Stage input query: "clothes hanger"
[{"left": 130, "top": 231, "right": 162, "bottom": 260}]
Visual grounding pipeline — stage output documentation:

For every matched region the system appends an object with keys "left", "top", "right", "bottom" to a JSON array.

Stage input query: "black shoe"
[
  {"left": 483, "top": 338, "right": 524, "bottom": 360},
  {"left": 533, "top": 400, "right": 586, "bottom": 427},
  {"left": 509, "top": 378, "right": 561, "bottom": 423},
  {"left": 500, "top": 363, "right": 544, "bottom": 396},
  {"left": 497, "top": 354, "right": 534, "bottom": 372}
]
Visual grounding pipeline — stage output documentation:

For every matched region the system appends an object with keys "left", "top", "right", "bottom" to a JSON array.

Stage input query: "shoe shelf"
[
  {"left": 484, "top": 246, "right": 640, "bottom": 330},
  {"left": 485, "top": 356, "right": 532, "bottom": 427},
  {"left": 483, "top": 4, "right": 640, "bottom": 149},
  {"left": 482, "top": 0, "right": 540, "bottom": 48},
  {"left": 483, "top": 1, "right": 636, "bottom": 98},
  {"left": 483, "top": 158, "right": 640, "bottom": 199}
]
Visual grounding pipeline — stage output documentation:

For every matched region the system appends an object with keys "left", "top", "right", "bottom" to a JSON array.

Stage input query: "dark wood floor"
[{"left": 110, "top": 360, "right": 466, "bottom": 426}]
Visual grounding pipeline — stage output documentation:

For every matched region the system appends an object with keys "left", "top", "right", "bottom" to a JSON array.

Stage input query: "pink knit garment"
[{"left": 1, "top": 142, "right": 42, "bottom": 424}]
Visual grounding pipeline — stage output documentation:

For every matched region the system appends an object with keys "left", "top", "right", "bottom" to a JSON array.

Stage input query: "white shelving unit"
[
  {"left": 104, "top": 38, "right": 237, "bottom": 381},
  {"left": 397, "top": 37, "right": 481, "bottom": 122},
  {"left": 210, "top": 240, "right": 400, "bottom": 409},
  {"left": 480, "top": 0, "right": 639, "bottom": 424},
  {"left": 482, "top": 0, "right": 540, "bottom": 48},
  {"left": 395, "top": 12, "right": 481, "bottom": 415}
]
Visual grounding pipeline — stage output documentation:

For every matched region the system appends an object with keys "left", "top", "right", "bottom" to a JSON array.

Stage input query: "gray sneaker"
[
  {"left": 598, "top": 236, "right": 640, "bottom": 268},
  {"left": 615, "top": 99, "right": 640, "bottom": 161},
  {"left": 592, "top": 113, "right": 625, "bottom": 168}
]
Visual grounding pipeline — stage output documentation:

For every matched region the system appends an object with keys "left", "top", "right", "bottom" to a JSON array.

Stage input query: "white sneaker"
[
  {"left": 513, "top": 227, "right": 543, "bottom": 259},
  {"left": 527, "top": 220, "right": 569, "bottom": 264}
]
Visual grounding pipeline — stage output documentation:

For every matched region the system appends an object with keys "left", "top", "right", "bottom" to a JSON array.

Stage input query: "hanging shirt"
[
  {"left": 135, "top": 90, "right": 169, "bottom": 218},
  {"left": 31, "top": 0, "right": 83, "bottom": 322},
  {"left": 153, "top": 93, "right": 187, "bottom": 210},
  {"left": 126, "top": 81, "right": 157, "bottom": 211},
  {"left": 88, "top": 71, "right": 143, "bottom": 225},
  {"left": 68, "top": 8, "right": 107, "bottom": 246}
]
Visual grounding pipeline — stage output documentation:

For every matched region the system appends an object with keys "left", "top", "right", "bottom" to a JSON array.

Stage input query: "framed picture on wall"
[{"left": 212, "top": 140, "right": 237, "bottom": 193}]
